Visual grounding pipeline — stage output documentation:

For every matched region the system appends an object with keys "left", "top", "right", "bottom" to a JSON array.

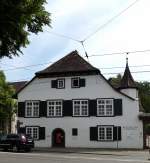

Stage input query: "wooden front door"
[{"left": 52, "top": 128, "right": 65, "bottom": 147}]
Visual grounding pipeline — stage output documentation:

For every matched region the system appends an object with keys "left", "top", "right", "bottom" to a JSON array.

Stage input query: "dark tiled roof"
[
  {"left": 36, "top": 50, "right": 100, "bottom": 77},
  {"left": 9, "top": 81, "right": 28, "bottom": 92},
  {"left": 119, "top": 59, "right": 137, "bottom": 89}
]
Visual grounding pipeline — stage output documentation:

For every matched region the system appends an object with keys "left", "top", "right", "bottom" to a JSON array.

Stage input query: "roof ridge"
[{"left": 36, "top": 50, "right": 100, "bottom": 77}]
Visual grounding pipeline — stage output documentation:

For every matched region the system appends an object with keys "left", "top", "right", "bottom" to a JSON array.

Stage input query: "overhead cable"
[{"left": 82, "top": 0, "right": 140, "bottom": 42}]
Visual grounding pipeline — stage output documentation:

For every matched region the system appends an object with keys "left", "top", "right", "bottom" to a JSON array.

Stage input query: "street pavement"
[{"left": 0, "top": 148, "right": 150, "bottom": 163}]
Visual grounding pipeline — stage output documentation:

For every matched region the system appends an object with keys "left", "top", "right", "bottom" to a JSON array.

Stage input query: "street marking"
[{"left": 0, "top": 151, "right": 149, "bottom": 163}]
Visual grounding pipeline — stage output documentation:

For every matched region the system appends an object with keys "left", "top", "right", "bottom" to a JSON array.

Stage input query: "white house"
[{"left": 17, "top": 50, "right": 143, "bottom": 149}]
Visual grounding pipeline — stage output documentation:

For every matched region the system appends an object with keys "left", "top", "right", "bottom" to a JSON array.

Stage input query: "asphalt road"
[{"left": 0, "top": 151, "right": 149, "bottom": 163}]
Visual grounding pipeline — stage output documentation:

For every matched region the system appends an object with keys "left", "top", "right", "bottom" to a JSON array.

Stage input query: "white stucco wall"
[
  {"left": 120, "top": 88, "right": 138, "bottom": 100},
  {"left": 18, "top": 75, "right": 143, "bottom": 149}
]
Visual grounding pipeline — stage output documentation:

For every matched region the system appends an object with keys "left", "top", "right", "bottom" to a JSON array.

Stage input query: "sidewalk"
[{"left": 33, "top": 147, "right": 149, "bottom": 156}]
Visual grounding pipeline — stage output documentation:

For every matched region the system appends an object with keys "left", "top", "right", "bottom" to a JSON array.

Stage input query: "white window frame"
[
  {"left": 25, "top": 101, "right": 39, "bottom": 117},
  {"left": 26, "top": 127, "right": 39, "bottom": 140},
  {"left": 73, "top": 100, "right": 88, "bottom": 116},
  {"left": 98, "top": 126, "right": 113, "bottom": 141},
  {"left": 47, "top": 100, "right": 63, "bottom": 117},
  {"left": 57, "top": 79, "right": 65, "bottom": 89},
  {"left": 71, "top": 77, "right": 80, "bottom": 88},
  {"left": 97, "top": 99, "right": 114, "bottom": 116}
]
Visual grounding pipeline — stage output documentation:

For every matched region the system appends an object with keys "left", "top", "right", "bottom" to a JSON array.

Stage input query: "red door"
[{"left": 52, "top": 128, "right": 65, "bottom": 147}]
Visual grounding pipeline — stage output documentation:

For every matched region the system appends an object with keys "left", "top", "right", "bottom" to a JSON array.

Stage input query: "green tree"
[
  {"left": 109, "top": 75, "right": 150, "bottom": 113},
  {"left": 108, "top": 74, "right": 122, "bottom": 88},
  {"left": 137, "top": 82, "right": 150, "bottom": 113},
  {"left": 0, "top": 71, "right": 16, "bottom": 133},
  {"left": 0, "top": 0, "right": 51, "bottom": 58}
]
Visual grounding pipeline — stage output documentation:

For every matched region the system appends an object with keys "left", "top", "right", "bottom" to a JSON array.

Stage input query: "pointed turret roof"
[
  {"left": 119, "top": 58, "right": 137, "bottom": 89},
  {"left": 36, "top": 50, "right": 100, "bottom": 77}
]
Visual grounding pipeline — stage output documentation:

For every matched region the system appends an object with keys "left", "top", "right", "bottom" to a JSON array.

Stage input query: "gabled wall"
[{"left": 18, "top": 74, "right": 143, "bottom": 148}]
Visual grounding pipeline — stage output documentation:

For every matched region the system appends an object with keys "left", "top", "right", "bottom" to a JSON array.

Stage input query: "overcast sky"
[{"left": 1, "top": 0, "right": 150, "bottom": 82}]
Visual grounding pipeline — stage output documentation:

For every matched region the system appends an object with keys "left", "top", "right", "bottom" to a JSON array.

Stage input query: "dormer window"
[{"left": 71, "top": 77, "right": 80, "bottom": 88}]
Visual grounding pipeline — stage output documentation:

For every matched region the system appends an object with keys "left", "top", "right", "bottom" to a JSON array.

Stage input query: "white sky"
[{"left": 1, "top": 0, "right": 150, "bottom": 82}]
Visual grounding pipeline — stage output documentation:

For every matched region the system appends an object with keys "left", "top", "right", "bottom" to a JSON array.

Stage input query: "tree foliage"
[
  {"left": 137, "top": 82, "right": 150, "bottom": 113},
  {"left": 108, "top": 74, "right": 122, "bottom": 88},
  {"left": 109, "top": 75, "right": 150, "bottom": 113},
  {"left": 0, "top": 0, "right": 51, "bottom": 58},
  {"left": 0, "top": 71, "right": 16, "bottom": 120}
]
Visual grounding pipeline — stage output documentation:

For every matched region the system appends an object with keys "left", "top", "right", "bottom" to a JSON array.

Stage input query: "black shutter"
[
  {"left": 39, "top": 127, "right": 45, "bottom": 140},
  {"left": 114, "top": 99, "right": 122, "bottom": 116},
  {"left": 79, "top": 78, "right": 85, "bottom": 87},
  {"left": 40, "top": 101, "right": 47, "bottom": 117},
  {"left": 113, "top": 126, "right": 121, "bottom": 141},
  {"left": 113, "top": 126, "right": 117, "bottom": 141},
  {"left": 18, "top": 102, "right": 25, "bottom": 117},
  {"left": 90, "top": 127, "right": 98, "bottom": 141},
  {"left": 51, "top": 80, "right": 57, "bottom": 88},
  {"left": 63, "top": 100, "right": 72, "bottom": 116},
  {"left": 18, "top": 127, "right": 25, "bottom": 134},
  {"left": 118, "top": 126, "right": 121, "bottom": 140},
  {"left": 89, "top": 100, "right": 97, "bottom": 116}
]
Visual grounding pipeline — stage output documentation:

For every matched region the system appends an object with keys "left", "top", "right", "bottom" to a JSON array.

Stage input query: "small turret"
[{"left": 119, "top": 57, "right": 138, "bottom": 99}]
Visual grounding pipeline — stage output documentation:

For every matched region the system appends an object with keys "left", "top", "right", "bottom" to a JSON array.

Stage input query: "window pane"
[
  {"left": 81, "top": 104, "right": 88, "bottom": 116},
  {"left": 26, "top": 128, "right": 32, "bottom": 136},
  {"left": 74, "top": 106, "right": 80, "bottom": 116},
  {"left": 98, "top": 127, "right": 105, "bottom": 140},
  {"left": 33, "top": 102, "right": 39, "bottom": 117},
  {"left": 33, "top": 128, "right": 38, "bottom": 139},
  {"left": 72, "top": 78, "right": 79, "bottom": 87},
  {"left": 55, "top": 106, "right": 62, "bottom": 116},
  {"left": 58, "top": 80, "right": 64, "bottom": 88},
  {"left": 26, "top": 107, "right": 32, "bottom": 116},
  {"left": 48, "top": 106, "right": 54, "bottom": 116},
  {"left": 106, "top": 127, "right": 113, "bottom": 140}
]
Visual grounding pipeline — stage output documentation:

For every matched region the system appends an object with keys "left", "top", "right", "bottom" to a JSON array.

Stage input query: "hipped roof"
[{"left": 36, "top": 50, "right": 100, "bottom": 77}]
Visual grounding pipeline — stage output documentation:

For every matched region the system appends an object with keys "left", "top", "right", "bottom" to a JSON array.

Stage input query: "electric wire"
[
  {"left": 82, "top": 0, "right": 140, "bottom": 42},
  {"left": 88, "top": 49, "right": 150, "bottom": 57},
  {"left": 2, "top": 48, "right": 150, "bottom": 71}
]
